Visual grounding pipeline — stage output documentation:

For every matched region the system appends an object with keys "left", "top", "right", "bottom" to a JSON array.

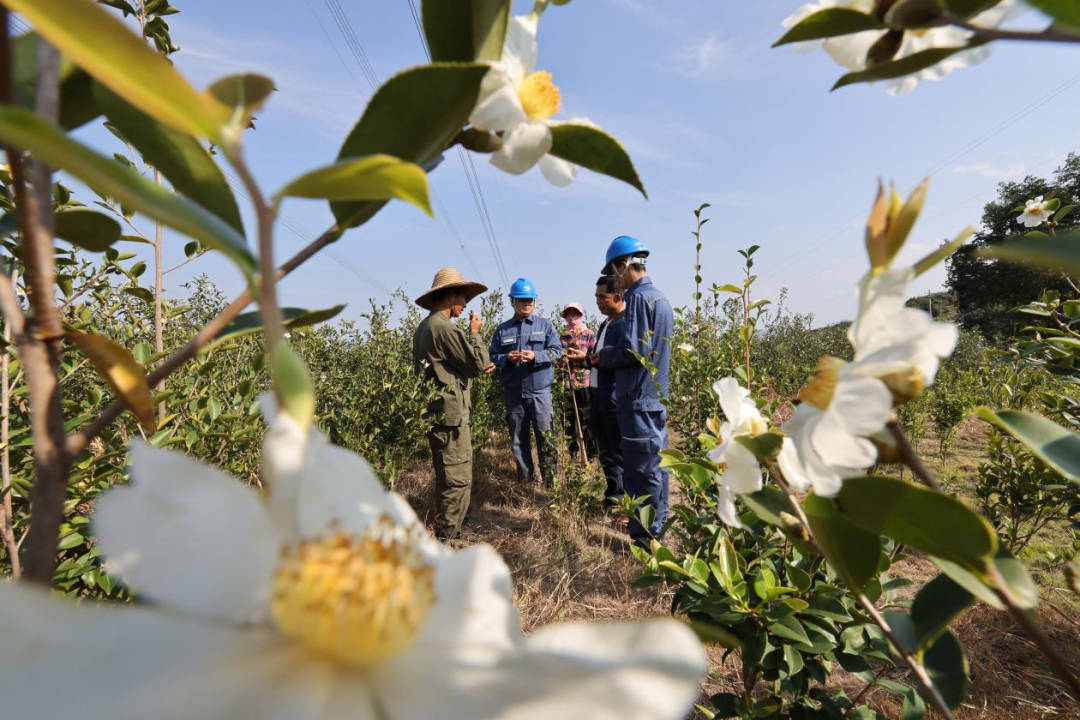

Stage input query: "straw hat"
[{"left": 415, "top": 267, "right": 488, "bottom": 310}]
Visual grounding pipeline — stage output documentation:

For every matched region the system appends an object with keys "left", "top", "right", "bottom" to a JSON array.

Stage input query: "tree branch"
[
  {"left": 1, "top": 17, "right": 72, "bottom": 585},
  {"left": 887, "top": 420, "right": 942, "bottom": 491},
  {"left": 66, "top": 222, "right": 343, "bottom": 456},
  {"left": 940, "top": 13, "right": 1080, "bottom": 45}
]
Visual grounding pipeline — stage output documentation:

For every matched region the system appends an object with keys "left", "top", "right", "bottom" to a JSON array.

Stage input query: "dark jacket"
[
  {"left": 489, "top": 314, "right": 562, "bottom": 399},
  {"left": 412, "top": 311, "right": 490, "bottom": 426},
  {"left": 597, "top": 276, "right": 673, "bottom": 413},
  {"left": 591, "top": 316, "right": 622, "bottom": 411}
]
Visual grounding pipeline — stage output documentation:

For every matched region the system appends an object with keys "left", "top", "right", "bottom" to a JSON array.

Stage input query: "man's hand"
[
  {"left": 520, "top": 349, "right": 535, "bottom": 363},
  {"left": 483, "top": 362, "right": 496, "bottom": 374},
  {"left": 469, "top": 311, "right": 483, "bottom": 333},
  {"left": 507, "top": 350, "right": 520, "bottom": 366},
  {"left": 564, "top": 348, "right": 586, "bottom": 361},
  {"left": 590, "top": 352, "right": 601, "bottom": 366}
]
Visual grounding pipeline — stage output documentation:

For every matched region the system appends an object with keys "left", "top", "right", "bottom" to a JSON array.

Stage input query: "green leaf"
[
  {"left": 901, "top": 686, "right": 927, "bottom": 720},
  {"left": 804, "top": 493, "right": 881, "bottom": 590},
  {"left": 273, "top": 155, "right": 431, "bottom": 216},
  {"left": 768, "top": 614, "right": 811, "bottom": 645},
  {"left": 943, "top": 1, "right": 999, "bottom": 17},
  {"left": 206, "top": 305, "right": 346, "bottom": 352},
  {"left": 332, "top": 63, "right": 489, "bottom": 229},
  {"left": 930, "top": 545, "right": 1037, "bottom": 611},
  {"left": 836, "top": 476, "right": 997, "bottom": 574},
  {"left": 773, "top": 8, "right": 885, "bottom": 46},
  {"left": 206, "top": 73, "right": 276, "bottom": 132},
  {"left": 975, "top": 407, "right": 1080, "bottom": 485},
  {"left": 922, "top": 630, "right": 969, "bottom": 708},
  {"left": 14, "top": 31, "right": 100, "bottom": 131},
  {"left": 54, "top": 209, "right": 121, "bottom": 252},
  {"left": 783, "top": 643, "right": 804, "bottom": 675},
  {"left": 272, "top": 344, "right": 314, "bottom": 427},
  {"left": 94, "top": 82, "right": 244, "bottom": 234},
  {"left": 977, "top": 231, "right": 1080, "bottom": 277},
  {"left": 0, "top": 107, "right": 254, "bottom": 277},
  {"left": 1024, "top": 0, "right": 1080, "bottom": 28},
  {"left": 548, "top": 123, "right": 646, "bottom": 198},
  {"left": 832, "top": 39, "right": 987, "bottom": 91},
  {"left": 914, "top": 226, "right": 974, "bottom": 277},
  {"left": 911, "top": 574, "right": 974, "bottom": 648},
  {"left": 422, "top": 0, "right": 511, "bottom": 62},
  {"left": 787, "top": 565, "right": 812, "bottom": 593},
  {"left": 883, "top": 610, "right": 918, "bottom": 654},
  {"left": 734, "top": 431, "right": 784, "bottom": 464},
  {"left": 8, "top": 0, "right": 229, "bottom": 141}
]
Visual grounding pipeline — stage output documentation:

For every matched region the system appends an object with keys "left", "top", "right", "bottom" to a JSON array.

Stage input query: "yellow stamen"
[
  {"left": 518, "top": 71, "right": 561, "bottom": 120},
  {"left": 798, "top": 356, "right": 847, "bottom": 410},
  {"left": 270, "top": 521, "right": 435, "bottom": 667}
]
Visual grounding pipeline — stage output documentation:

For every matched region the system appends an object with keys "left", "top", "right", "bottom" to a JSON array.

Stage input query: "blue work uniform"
[
  {"left": 590, "top": 316, "right": 624, "bottom": 503},
  {"left": 490, "top": 314, "right": 562, "bottom": 484},
  {"left": 598, "top": 276, "right": 673, "bottom": 543}
]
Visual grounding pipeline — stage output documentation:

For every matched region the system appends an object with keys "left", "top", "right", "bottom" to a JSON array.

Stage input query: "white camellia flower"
[
  {"left": 469, "top": 14, "right": 582, "bottom": 186},
  {"left": 1017, "top": 195, "right": 1053, "bottom": 228},
  {"left": 678, "top": 343, "right": 695, "bottom": 353},
  {"left": 781, "top": 0, "right": 1019, "bottom": 95},
  {"left": 847, "top": 265, "right": 958, "bottom": 399},
  {"left": 780, "top": 357, "right": 893, "bottom": 497},
  {"left": 0, "top": 411, "right": 706, "bottom": 719}
]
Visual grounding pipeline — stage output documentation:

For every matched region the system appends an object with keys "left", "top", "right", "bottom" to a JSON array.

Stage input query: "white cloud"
[
  {"left": 950, "top": 161, "right": 1026, "bottom": 180},
  {"left": 674, "top": 34, "right": 735, "bottom": 77}
]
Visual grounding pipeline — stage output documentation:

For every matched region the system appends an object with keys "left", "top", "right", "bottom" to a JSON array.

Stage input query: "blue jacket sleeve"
[
  {"left": 533, "top": 320, "right": 562, "bottom": 365},
  {"left": 489, "top": 325, "right": 509, "bottom": 368},
  {"left": 599, "top": 296, "right": 643, "bottom": 368}
]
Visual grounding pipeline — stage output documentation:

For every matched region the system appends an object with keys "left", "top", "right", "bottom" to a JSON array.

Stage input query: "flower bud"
[{"left": 884, "top": 0, "right": 944, "bottom": 29}]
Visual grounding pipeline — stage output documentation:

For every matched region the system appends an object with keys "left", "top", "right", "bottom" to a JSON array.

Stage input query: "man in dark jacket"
[
  {"left": 597, "top": 236, "right": 673, "bottom": 545},
  {"left": 589, "top": 275, "right": 625, "bottom": 505},
  {"left": 413, "top": 267, "right": 491, "bottom": 540}
]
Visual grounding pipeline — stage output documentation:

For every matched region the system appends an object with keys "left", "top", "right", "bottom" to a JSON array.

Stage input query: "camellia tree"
[{"left": 0, "top": 0, "right": 716, "bottom": 718}]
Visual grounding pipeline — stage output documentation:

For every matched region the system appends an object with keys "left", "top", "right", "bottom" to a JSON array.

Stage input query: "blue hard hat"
[
  {"left": 509, "top": 277, "right": 538, "bottom": 299},
  {"left": 602, "top": 235, "right": 649, "bottom": 274}
]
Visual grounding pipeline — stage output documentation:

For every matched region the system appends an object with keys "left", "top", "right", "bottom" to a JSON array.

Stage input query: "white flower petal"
[
  {"left": 0, "top": 583, "right": 361, "bottom": 720},
  {"left": 390, "top": 544, "right": 519, "bottom": 670},
  {"left": 777, "top": 437, "right": 810, "bottom": 493},
  {"left": 295, "top": 432, "right": 420, "bottom": 540},
  {"left": 716, "top": 482, "right": 744, "bottom": 528},
  {"left": 811, "top": 409, "right": 878, "bottom": 470},
  {"left": 469, "top": 63, "right": 526, "bottom": 132},
  {"left": 490, "top": 121, "right": 553, "bottom": 175},
  {"left": 94, "top": 441, "right": 280, "bottom": 622},
  {"left": 509, "top": 619, "right": 706, "bottom": 720},
  {"left": 503, "top": 14, "right": 539, "bottom": 83},
  {"left": 538, "top": 153, "right": 576, "bottom": 187},
  {"left": 713, "top": 377, "right": 748, "bottom": 422},
  {"left": 830, "top": 375, "right": 892, "bottom": 437},
  {"left": 722, "top": 441, "right": 763, "bottom": 495}
]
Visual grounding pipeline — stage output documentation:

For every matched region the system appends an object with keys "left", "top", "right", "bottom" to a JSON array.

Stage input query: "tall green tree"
[{"left": 947, "top": 153, "right": 1080, "bottom": 337}]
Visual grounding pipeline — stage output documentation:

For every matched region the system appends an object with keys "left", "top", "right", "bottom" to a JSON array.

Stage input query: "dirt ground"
[{"left": 394, "top": 429, "right": 1080, "bottom": 719}]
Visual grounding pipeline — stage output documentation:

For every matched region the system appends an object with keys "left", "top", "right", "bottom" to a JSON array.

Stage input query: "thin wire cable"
[
  {"left": 404, "top": 0, "right": 511, "bottom": 289},
  {"left": 777, "top": 73, "right": 1080, "bottom": 273},
  {"left": 310, "top": 0, "right": 493, "bottom": 286},
  {"left": 302, "top": 0, "right": 361, "bottom": 88},
  {"left": 221, "top": 167, "right": 391, "bottom": 294}
]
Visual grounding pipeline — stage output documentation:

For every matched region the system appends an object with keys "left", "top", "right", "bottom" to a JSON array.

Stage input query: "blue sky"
[{"left": 68, "top": 1, "right": 1080, "bottom": 326}]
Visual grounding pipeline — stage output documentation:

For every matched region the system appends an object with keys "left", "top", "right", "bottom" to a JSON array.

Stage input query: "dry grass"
[{"left": 394, "top": 433, "right": 1080, "bottom": 719}]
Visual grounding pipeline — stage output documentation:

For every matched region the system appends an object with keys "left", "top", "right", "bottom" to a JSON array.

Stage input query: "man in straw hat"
[{"left": 412, "top": 267, "right": 492, "bottom": 540}]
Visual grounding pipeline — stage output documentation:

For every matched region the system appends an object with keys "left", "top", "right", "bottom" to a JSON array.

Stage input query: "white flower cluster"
[
  {"left": 709, "top": 263, "right": 957, "bottom": 526},
  {"left": 781, "top": 0, "right": 1019, "bottom": 95}
]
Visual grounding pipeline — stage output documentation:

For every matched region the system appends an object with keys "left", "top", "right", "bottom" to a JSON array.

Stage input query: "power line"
[
  {"left": 220, "top": 167, "right": 391, "bottom": 295},
  {"left": 403, "top": 0, "right": 511, "bottom": 289},
  {"left": 308, "top": 0, "right": 495, "bottom": 287},
  {"left": 776, "top": 71, "right": 1080, "bottom": 274}
]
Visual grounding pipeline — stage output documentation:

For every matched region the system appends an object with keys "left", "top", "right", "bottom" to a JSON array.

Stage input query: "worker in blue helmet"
[
  {"left": 490, "top": 277, "right": 563, "bottom": 486},
  {"left": 595, "top": 235, "right": 673, "bottom": 545}
]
